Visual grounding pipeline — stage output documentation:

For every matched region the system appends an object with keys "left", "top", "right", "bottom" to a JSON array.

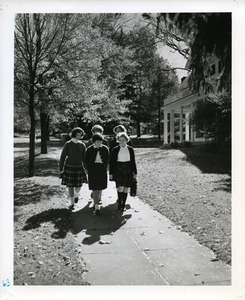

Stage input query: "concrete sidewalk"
[{"left": 71, "top": 181, "right": 231, "bottom": 286}]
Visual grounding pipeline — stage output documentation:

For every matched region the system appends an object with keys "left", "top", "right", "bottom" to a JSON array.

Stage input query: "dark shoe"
[
  {"left": 69, "top": 204, "right": 74, "bottom": 210},
  {"left": 94, "top": 209, "right": 100, "bottom": 215},
  {"left": 74, "top": 197, "right": 79, "bottom": 203},
  {"left": 121, "top": 193, "right": 127, "bottom": 211},
  {"left": 121, "top": 201, "right": 126, "bottom": 211}
]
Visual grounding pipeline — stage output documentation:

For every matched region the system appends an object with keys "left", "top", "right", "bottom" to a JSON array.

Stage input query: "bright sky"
[{"left": 157, "top": 44, "right": 188, "bottom": 81}]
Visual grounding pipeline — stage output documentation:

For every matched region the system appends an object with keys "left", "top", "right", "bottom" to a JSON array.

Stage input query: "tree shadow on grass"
[
  {"left": 14, "top": 180, "right": 59, "bottom": 206},
  {"left": 180, "top": 145, "right": 231, "bottom": 175},
  {"left": 15, "top": 154, "right": 59, "bottom": 179},
  {"left": 71, "top": 202, "right": 132, "bottom": 245},
  {"left": 23, "top": 208, "right": 72, "bottom": 239},
  {"left": 213, "top": 178, "right": 232, "bottom": 192}
]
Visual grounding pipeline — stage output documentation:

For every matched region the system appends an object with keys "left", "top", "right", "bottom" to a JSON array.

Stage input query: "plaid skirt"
[
  {"left": 61, "top": 164, "right": 87, "bottom": 187},
  {"left": 114, "top": 162, "right": 133, "bottom": 188}
]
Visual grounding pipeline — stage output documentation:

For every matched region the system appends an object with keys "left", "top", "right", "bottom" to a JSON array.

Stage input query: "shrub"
[
  {"left": 183, "top": 141, "right": 192, "bottom": 147},
  {"left": 170, "top": 141, "right": 180, "bottom": 148},
  {"left": 190, "top": 91, "right": 231, "bottom": 144}
]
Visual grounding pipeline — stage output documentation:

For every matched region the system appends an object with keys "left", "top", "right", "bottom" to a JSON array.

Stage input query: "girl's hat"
[
  {"left": 71, "top": 127, "right": 84, "bottom": 138},
  {"left": 113, "top": 125, "right": 127, "bottom": 134},
  {"left": 117, "top": 131, "right": 130, "bottom": 142},
  {"left": 91, "top": 125, "right": 104, "bottom": 134},
  {"left": 92, "top": 132, "right": 103, "bottom": 142}
]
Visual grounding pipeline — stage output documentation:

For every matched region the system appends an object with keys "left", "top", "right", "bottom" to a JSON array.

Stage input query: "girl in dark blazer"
[
  {"left": 109, "top": 132, "right": 137, "bottom": 211},
  {"left": 85, "top": 133, "right": 109, "bottom": 215}
]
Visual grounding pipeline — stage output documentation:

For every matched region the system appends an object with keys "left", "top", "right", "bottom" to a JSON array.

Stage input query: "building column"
[
  {"left": 190, "top": 103, "right": 195, "bottom": 142},
  {"left": 185, "top": 111, "right": 190, "bottom": 141},
  {"left": 179, "top": 106, "right": 183, "bottom": 143},
  {"left": 170, "top": 109, "right": 175, "bottom": 143},
  {"left": 163, "top": 110, "right": 168, "bottom": 144}
]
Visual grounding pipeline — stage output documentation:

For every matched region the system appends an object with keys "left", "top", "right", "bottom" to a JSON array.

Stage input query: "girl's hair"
[
  {"left": 91, "top": 124, "right": 104, "bottom": 134},
  {"left": 117, "top": 132, "right": 130, "bottom": 142},
  {"left": 92, "top": 132, "right": 103, "bottom": 143},
  {"left": 113, "top": 125, "right": 126, "bottom": 134},
  {"left": 71, "top": 127, "right": 84, "bottom": 138}
]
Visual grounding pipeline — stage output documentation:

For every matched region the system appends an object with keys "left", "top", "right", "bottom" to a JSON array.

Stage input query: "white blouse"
[
  {"left": 94, "top": 146, "right": 103, "bottom": 163},
  {"left": 117, "top": 145, "right": 130, "bottom": 162}
]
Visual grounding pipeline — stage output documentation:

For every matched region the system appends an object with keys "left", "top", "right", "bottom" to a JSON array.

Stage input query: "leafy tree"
[
  {"left": 120, "top": 24, "right": 159, "bottom": 137},
  {"left": 150, "top": 57, "right": 179, "bottom": 139},
  {"left": 14, "top": 13, "right": 105, "bottom": 175},
  {"left": 116, "top": 21, "right": 179, "bottom": 137}
]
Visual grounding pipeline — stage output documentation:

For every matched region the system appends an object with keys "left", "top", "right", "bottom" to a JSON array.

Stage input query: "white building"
[{"left": 163, "top": 55, "right": 223, "bottom": 144}]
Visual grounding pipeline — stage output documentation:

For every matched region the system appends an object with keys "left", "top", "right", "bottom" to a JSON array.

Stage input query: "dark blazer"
[
  {"left": 85, "top": 144, "right": 109, "bottom": 170},
  {"left": 109, "top": 145, "right": 137, "bottom": 176},
  {"left": 109, "top": 137, "right": 132, "bottom": 153}
]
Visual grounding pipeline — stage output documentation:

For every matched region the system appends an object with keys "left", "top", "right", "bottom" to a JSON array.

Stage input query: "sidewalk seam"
[{"left": 126, "top": 229, "right": 170, "bottom": 285}]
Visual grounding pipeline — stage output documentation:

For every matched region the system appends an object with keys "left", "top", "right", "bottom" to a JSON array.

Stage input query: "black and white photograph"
[{"left": 1, "top": 0, "right": 245, "bottom": 299}]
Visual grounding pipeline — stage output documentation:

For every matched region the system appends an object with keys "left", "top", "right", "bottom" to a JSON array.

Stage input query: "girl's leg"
[
  {"left": 93, "top": 190, "right": 101, "bottom": 214},
  {"left": 98, "top": 190, "right": 102, "bottom": 204},
  {"left": 68, "top": 187, "right": 75, "bottom": 207},
  {"left": 117, "top": 186, "right": 124, "bottom": 211},
  {"left": 121, "top": 187, "right": 129, "bottom": 211},
  {"left": 74, "top": 186, "right": 82, "bottom": 203}
]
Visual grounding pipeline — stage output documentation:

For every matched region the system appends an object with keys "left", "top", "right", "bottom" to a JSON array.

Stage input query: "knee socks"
[
  {"left": 122, "top": 193, "right": 128, "bottom": 209},
  {"left": 117, "top": 192, "right": 124, "bottom": 210}
]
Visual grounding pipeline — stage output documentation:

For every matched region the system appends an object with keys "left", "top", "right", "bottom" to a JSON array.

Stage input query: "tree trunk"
[
  {"left": 29, "top": 93, "right": 35, "bottom": 177},
  {"left": 40, "top": 112, "right": 48, "bottom": 154},
  {"left": 157, "top": 75, "right": 161, "bottom": 141},
  {"left": 46, "top": 116, "right": 50, "bottom": 141},
  {"left": 136, "top": 119, "right": 141, "bottom": 137},
  {"left": 137, "top": 88, "right": 142, "bottom": 138},
  {"left": 158, "top": 106, "right": 161, "bottom": 140}
]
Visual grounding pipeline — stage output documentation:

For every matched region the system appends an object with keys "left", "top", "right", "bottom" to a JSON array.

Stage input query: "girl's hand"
[
  {"left": 109, "top": 175, "right": 113, "bottom": 181},
  {"left": 133, "top": 174, "right": 137, "bottom": 179}
]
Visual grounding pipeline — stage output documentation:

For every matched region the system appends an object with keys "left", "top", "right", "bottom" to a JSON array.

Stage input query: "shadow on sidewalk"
[
  {"left": 22, "top": 201, "right": 132, "bottom": 242},
  {"left": 71, "top": 202, "right": 132, "bottom": 245}
]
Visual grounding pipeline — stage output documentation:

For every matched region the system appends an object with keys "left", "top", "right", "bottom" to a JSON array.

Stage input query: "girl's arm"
[
  {"left": 59, "top": 143, "right": 68, "bottom": 171},
  {"left": 131, "top": 148, "right": 137, "bottom": 175},
  {"left": 109, "top": 148, "right": 116, "bottom": 175},
  {"left": 85, "top": 146, "right": 92, "bottom": 170}
]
